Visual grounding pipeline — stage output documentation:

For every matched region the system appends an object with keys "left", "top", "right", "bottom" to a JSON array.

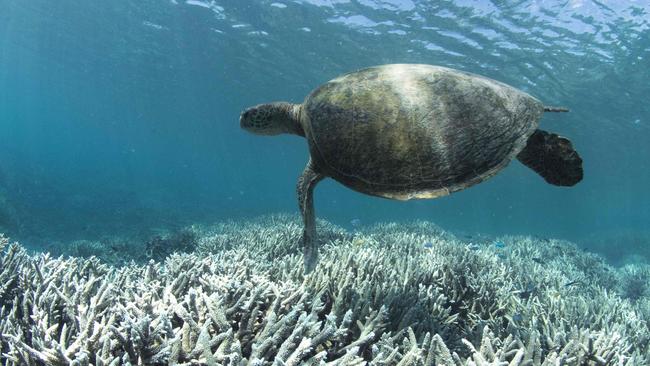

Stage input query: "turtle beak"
[
  {"left": 239, "top": 108, "right": 254, "bottom": 131},
  {"left": 239, "top": 110, "right": 247, "bottom": 129}
]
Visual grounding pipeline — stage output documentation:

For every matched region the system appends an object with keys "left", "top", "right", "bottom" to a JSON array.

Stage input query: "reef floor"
[{"left": 1, "top": 214, "right": 648, "bottom": 365}]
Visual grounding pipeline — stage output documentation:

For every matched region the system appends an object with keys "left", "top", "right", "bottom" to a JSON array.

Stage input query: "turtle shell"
[{"left": 301, "top": 64, "right": 544, "bottom": 200}]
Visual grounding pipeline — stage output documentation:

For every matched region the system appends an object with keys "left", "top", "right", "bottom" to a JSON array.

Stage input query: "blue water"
[{"left": 1, "top": 0, "right": 649, "bottom": 261}]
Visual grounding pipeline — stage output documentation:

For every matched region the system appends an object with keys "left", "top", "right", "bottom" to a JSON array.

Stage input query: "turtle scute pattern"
[{"left": 302, "top": 64, "right": 543, "bottom": 199}]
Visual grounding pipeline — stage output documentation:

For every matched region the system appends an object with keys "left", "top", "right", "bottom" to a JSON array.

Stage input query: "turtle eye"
[{"left": 243, "top": 108, "right": 256, "bottom": 121}]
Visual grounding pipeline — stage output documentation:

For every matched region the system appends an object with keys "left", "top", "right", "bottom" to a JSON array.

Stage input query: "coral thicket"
[{"left": 1, "top": 215, "right": 648, "bottom": 365}]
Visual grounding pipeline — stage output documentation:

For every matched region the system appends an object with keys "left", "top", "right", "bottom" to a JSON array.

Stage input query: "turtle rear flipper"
[{"left": 517, "top": 129, "right": 583, "bottom": 186}]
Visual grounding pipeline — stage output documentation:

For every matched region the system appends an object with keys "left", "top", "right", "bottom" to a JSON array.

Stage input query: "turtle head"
[{"left": 240, "top": 102, "right": 304, "bottom": 136}]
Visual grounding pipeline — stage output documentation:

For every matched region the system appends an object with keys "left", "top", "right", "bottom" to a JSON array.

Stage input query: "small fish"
[
  {"left": 564, "top": 280, "right": 581, "bottom": 287},
  {"left": 423, "top": 242, "right": 433, "bottom": 249},
  {"left": 467, "top": 243, "right": 480, "bottom": 251},
  {"left": 512, "top": 313, "right": 523, "bottom": 322},
  {"left": 352, "top": 237, "right": 365, "bottom": 246},
  {"left": 350, "top": 218, "right": 362, "bottom": 227},
  {"left": 531, "top": 257, "right": 544, "bottom": 264},
  {"left": 494, "top": 241, "right": 506, "bottom": 249},
  {"left": 518, "top": 282, "right": 536, "bottom": 299},
  {"left": 496, "top": 253, "right": 507, "bottom": 260},
  {"left": 525, "top": 282, "right": 536, "bottom": 292}
]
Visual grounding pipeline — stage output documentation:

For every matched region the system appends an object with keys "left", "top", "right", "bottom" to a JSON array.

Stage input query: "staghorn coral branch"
[{"left": 1, "top": 215, "right": 649, "bottom": 365}]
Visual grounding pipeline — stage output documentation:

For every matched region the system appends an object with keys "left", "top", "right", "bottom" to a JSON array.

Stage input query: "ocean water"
[{"left": 1, "top": 0, "right": 649, "bottom": 264}]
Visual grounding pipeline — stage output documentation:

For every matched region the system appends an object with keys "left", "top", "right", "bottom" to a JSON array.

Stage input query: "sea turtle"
[{"left": 240, "top": 64, "right": 583, "bottom": 273}]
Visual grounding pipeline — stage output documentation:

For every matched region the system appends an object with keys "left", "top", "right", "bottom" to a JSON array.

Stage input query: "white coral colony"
[{"left": 0, "top": 216, "right": 648, "bottom": 365}]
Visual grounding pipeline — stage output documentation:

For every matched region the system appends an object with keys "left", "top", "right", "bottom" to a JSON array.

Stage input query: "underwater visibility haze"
[
  {"left": 1, "top": 0, "right": 649, "bottom": 254},
  {"left": 1, "top": 1, "right": 650, "bottom": 364}
]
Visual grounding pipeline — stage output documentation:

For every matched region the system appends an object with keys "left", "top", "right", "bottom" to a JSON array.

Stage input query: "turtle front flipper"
[
  {"left": 517, "top": 129, "right": 583, "bottom": 186},
  {"left": 297, "top": 158, "right": 324, "bottom": 273}
]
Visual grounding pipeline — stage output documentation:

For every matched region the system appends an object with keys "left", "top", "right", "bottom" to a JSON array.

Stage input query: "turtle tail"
[{"left": 517, "top": 129, "right": 583, "bottom": 186}]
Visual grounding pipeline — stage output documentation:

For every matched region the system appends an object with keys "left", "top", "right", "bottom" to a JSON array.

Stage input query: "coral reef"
[
  {"left": 44, "top": 228, "right": 200, "bottom": 267},
  {"left": 1, "top": 214, "right": 649, "bottom": 365},
  {"left": 618, "top": 264, "right": 650, "bottom": 302},
  {"left": 580, "top": 230, "right": 650, "bottom": 266},
  {"left": 144, "top": 228, "right": 198, "bottom": 262}
]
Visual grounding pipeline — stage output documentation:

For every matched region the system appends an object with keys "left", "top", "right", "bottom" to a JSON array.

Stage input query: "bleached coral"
[
  {"left": 617, "top": 264, "right": 650, "bottom": 302},
  {"left": 0, "top": 215, "right": 648, "bottom": 365}
]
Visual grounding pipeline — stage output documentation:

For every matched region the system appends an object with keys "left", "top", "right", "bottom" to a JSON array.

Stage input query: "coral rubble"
[{"left": 1, "top": 215, "right": 648, "bottom": 365}]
